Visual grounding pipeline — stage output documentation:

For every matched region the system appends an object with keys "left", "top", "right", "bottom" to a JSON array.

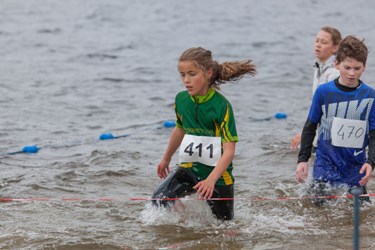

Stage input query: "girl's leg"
[
  {"left": 207, "top": 185, "right": 234, "bottom": 220},
  {"left": 152, "top": 167, "right": 197, "bottom": 208}
]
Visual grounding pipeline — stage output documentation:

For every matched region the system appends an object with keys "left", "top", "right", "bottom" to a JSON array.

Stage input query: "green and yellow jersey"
[{"left": 175, "top": 88, "right": 238, "bottom": 186}]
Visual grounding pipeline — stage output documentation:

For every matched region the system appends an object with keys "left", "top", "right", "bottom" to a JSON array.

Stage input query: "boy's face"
[{"left": 335, "top": 57, "right": 365, "bottom": 87}]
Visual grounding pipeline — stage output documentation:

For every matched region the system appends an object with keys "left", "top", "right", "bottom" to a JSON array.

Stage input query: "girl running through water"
[{"left": 152, "top": 47, "right": 256, "bottom": 220}]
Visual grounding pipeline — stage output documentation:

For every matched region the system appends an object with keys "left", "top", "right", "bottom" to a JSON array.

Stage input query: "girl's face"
[
  {"left": 315, "top": 30, "right": 338, "bottom": 62},
  {"left": 178, "top": 60, "right": 212, "bottom": 96},
  {"left": 335, "top": 57, "right": 365, "bottom": 87}
]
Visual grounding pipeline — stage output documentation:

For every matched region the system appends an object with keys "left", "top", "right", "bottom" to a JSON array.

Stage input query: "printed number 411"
[{"left": 184, "top": 142, "right": 214, "bottom": 158}]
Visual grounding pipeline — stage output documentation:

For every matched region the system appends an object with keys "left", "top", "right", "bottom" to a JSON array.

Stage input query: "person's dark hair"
[
  {"left": 321, "top": 26, "right": 342, "bottom": 46},
  {"left": 179, "top": 47, "right": 256, "bottom": 89},
  {"left": 336, "top": 35, "right": 368, "bottom": 66}
]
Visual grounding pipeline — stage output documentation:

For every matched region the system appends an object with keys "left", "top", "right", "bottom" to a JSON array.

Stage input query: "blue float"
[
  {"left": 22, "top": 145, "right": 39, "bottom": 153},
  {"left": 274, "top": 112, "right": 287, "bottom": 119},
  {"left": 99, "top": 133, "right": 115, "bottom": 140},
  {"left": 163, "top": 120, "right": 176, "bottom": 128}
]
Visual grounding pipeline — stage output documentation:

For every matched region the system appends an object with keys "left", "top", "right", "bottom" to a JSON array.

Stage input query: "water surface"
[{"left": 1, "top": 0, "right": 375, "bottom": 249}]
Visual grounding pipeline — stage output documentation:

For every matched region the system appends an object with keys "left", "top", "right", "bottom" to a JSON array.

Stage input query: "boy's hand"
[
  {"left": 359, "top": 163, "right": 373, "bottom": 186},
  {"left": 296, "top": 162, "right": 308, "bottom": 183}
]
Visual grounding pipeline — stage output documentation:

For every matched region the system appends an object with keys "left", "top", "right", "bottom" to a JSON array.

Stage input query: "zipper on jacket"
[
  {"left": 195, "top": 103, "right": 199, "bottom": 122},
  {"left": 194, "top": 97, "right": 199, "bottom": 122}
]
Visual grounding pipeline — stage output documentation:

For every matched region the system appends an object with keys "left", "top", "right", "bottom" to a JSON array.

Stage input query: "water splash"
[{"left": 139, "top": 196, "right": 220, "bottom": 227}]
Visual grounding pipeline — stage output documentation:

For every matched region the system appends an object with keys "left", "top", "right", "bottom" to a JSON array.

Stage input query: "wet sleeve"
[
  {"left": 174, "top": 96, "right": 183, "bottom": 128},
  {"left": 297, "top": 119, "right": 318, "bottom": 163},
  {"left": 366, "top": 130, "right": 375, "bottom": 170},
  {"left": 221, "top": 102, "right": 238, "bottom": 143},
  {"left": 308, "top": 87, "right": 324, "bottom": 124}
]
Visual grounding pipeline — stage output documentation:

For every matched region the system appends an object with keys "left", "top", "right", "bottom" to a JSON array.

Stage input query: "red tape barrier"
[{"left": 0, "top": 193, "right": 374, "bottom": 203}]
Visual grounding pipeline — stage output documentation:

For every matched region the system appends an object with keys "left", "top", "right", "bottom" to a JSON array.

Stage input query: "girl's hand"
[
  {"left": 157, "top": 160, "right": 170, "bottom": 179},
  {"left": 193, "top": 178, "right": 216, "bottom": 199},
  {"left": 290, "top": 133, "right": 301, "bottom": 151},
  {"left": 192, "top": 141, "right": 235, "bottom": 199}
]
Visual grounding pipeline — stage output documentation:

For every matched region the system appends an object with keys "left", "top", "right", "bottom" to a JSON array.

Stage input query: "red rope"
[{"left": 0, "top": 193, "right": 374, "bottom": 203}]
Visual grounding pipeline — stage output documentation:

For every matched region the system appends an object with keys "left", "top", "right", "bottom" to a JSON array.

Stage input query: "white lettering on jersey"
[{"left": 320, "top": 98, "right": 374, "bottom": 141}]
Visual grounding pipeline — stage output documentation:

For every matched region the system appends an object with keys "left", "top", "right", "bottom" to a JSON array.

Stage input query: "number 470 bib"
[
  {"left": 179, "top": 134, "right": 221, "bottom": 166},
  {"left": 331, "top": 117, "right": 366, "bottom": 148}
]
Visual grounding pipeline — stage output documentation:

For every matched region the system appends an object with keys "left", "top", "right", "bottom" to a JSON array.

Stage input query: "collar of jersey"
[{"left": 190, "top": 88, "right": 215, "bottom": 104}]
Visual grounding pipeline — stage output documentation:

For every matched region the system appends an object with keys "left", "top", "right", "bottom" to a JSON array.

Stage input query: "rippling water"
[{"left": 1, "top": 0, "right": 375, "bottom": 249}]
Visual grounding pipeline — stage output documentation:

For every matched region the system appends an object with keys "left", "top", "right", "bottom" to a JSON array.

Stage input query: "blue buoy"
[
  {"left": 274, "top": 112, "right": 287, "bottom": 119},
  {"left": 99, "top": 133, "right": 115, "bottom": 140},
  {"left": 163, "top": 120, "right": 176, "bottom": 128},
  {"left": 22, "top": 145, "right": 39, "bottom": 153}
]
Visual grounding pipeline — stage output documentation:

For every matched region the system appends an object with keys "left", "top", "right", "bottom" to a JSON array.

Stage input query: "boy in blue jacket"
[{"left": 296, "top": 35, "right": 374, "bottom": 204}]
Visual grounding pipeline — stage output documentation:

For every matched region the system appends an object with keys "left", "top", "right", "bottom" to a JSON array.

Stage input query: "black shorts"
[{"left": 152, "top": 166, "right": 234, "bottom": 220}]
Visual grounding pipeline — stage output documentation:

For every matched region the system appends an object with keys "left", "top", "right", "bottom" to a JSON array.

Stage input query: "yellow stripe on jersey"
[
  {"left": 213, "top": 120, "right": 220, "bottom": 137},
  {"left": 221, "top": 105, "right": 236, "bottom": 142},
  {"left": 222, "top": 171, "right": 234, "bottom": 185},
  {"left": 180, "top": 162, "right": 193, "bottom": 168}
]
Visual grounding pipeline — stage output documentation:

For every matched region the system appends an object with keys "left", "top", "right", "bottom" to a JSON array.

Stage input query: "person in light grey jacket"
[
  {"left": 312, "top": 54, "right": 340, "bottom": 94},
  {"left": 291, "top": 26, "right": 342, "bottom": 150}
]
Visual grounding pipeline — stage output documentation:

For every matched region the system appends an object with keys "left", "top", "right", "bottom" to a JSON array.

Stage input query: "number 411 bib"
[{"left": 179, "top": 134, "right": 221, "bottom": 166}]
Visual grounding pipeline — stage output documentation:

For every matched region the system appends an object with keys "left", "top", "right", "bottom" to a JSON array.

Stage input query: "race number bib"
[
  {"left": 179, "top": 134, "right": 221, "bottom": 166},
  {"left": 331, "top": 117, "right": 366, "bottom": 148}
]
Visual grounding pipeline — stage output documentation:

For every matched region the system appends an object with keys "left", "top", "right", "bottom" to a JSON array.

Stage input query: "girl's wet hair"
[
  {"left": 179, "top": 47, "right": 256, "bottom": 89},
  {"left": 336, "top": 35, "right": 368, "bottom": 66}
]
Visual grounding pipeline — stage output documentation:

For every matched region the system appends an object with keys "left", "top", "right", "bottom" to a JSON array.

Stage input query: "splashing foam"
[{"left": 139, "top": 196, "right": 220, "bottom": 227}]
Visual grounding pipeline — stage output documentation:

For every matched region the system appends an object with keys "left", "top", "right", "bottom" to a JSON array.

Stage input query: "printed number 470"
[{"left": 337, "top": 125, "right": 364, "bottom": 139}]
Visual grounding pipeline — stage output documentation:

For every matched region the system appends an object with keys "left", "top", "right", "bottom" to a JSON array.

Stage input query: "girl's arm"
[
  {"left": 193, "top": 141, "right": 236, "bottom": 199},
  {"left": 157, "top": 127, "right": 185, "bottom": 179}
]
